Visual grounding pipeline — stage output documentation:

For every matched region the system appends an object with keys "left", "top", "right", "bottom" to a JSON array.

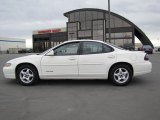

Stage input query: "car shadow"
[
  {"left": 5, "top": 77, "right": 148, "bottom": 87},
  {"left": 38, "top": 77, "right": 147, "bottom": 87},
  {"left": 130, "top": 77, "right": 148, "bottom": 86},
  {"left": 38, "top": 79, "right": 111, "bottom": 87},
  {"left": 4, "top": 79, "right": 19, "bottom": 85}
]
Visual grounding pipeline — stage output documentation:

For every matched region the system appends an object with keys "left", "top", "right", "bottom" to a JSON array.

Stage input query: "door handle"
[
  {"left": 69, "top": 57, "right": 76, "bottom": 60},
  {"left": 108, "top": 55, "right": 115, "bottom": 58}
]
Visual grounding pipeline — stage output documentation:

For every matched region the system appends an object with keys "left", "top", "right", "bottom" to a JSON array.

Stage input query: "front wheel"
[
  {"left": 109, "top": 65, "right": 133, "bottom": 86},
  {"left": 16, "top": 65, "right": 39, "bottom": 86}
]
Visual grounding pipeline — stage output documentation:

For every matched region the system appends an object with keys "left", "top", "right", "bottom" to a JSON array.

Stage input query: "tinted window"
[
  {"left": 54, "top": 42, "right": 79, "bottom": 56},
  {"left": 103, "top": 44, "right": 114, "bottom": 53},
  {"left": 82, "top": 42, "right": 103, "bottom": 54}
]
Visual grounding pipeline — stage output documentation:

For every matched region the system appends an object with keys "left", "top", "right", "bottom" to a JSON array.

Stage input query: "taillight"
[{"left": 144, "top": 54, "right": 149, "bottom": 61}]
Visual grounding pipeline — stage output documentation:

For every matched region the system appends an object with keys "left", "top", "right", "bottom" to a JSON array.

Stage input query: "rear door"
[{"left": 78, "top": 41, "right": 116, "bottom": 79}]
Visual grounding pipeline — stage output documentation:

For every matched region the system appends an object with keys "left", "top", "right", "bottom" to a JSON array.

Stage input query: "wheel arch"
[
  {"left": 108, "top": 62, "right": 134, "bottom": 78},
  {"left": 15, "top": 63, "right": 39, "bottom": 78}
]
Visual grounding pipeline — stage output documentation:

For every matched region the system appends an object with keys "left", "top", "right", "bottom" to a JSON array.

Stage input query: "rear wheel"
[
  {"left": 109, "top": 65, "right": 133, "bottom": 86},
  {"left": 16, "top": 65, "right": 39, "bottom": 86}
]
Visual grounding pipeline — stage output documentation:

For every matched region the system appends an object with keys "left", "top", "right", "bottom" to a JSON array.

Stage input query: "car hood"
[{"left": 7, "top": 54, "right": 43, "bottom": 63}]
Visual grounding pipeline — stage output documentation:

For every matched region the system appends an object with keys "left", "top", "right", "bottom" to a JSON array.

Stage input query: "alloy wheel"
[
  {"left": 113, "top": 68, "right": 129, "bottom": 84},
  {"left": 19, "top": 68, "right": 34, "bottom": 84}
]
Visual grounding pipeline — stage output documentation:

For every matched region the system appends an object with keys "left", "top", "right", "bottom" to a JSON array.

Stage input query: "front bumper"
[{"left": 3, "top": 66, "right": 16, "bottom": 79}]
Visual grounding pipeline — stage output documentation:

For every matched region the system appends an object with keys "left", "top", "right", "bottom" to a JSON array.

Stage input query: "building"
[
  {"left": 33, "top": 8, "right": 153, "bottom": 52},
  {"left": 33, "top": 27, "right": 67, "bottom": 52},
  {"left": 0, "top": 37, "right": 26, "bottom": 53},
  {"left": 135, "top": 43, "right": 143, "bottom": 50}
]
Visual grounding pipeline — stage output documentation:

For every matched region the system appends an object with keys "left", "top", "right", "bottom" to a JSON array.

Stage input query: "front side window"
[{"left": 54, "top": 42, "right": 80, "bottom": 56}]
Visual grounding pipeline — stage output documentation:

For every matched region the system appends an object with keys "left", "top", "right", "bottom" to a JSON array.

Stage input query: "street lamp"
[{"left": 108, "top": 0, "right": 111, "bottom": 43}]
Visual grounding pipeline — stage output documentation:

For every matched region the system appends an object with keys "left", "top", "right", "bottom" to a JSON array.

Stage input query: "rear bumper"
[
  {"left": 145, "top": 51, "right": 153, "bottom": 54},
  {"left": 134, "top": 61, "right": 152, "bottom": 76}
]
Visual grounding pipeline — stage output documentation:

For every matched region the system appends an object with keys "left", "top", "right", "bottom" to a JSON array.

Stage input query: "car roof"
[
  {"left": 63, "top": 39, "right": 105, "bottom": 44},
  {"left": 61, "top": 39, "right": 124, "bottom": 51}
]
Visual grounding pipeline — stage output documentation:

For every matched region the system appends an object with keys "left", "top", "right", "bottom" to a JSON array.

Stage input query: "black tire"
[
  {"left": 16, "top": 65, "right": 39, "bottom": 86},
  {"left": 109, "top": 64, "right": 133, "bottom": 86}
]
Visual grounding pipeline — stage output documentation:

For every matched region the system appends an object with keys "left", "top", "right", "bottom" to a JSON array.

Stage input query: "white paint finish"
[
  {"left": 133, "top": 61, "right": 152, "bottom": 76},
  {"left": 40, "top": 55, "right": 79, "bottom": 77},
  {"left": 3, "top": 40, "right": 152, "bottom": 80},
  {"left": 78, "top": 52, "right": 116, "bottom": 78}
]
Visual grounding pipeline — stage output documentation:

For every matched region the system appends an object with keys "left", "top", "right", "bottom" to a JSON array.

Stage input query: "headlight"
[{"left": 4, "top": 63, "right": 12, "bottom": 67}]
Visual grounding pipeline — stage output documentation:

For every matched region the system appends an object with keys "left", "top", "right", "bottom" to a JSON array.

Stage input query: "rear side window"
[
  {"left": 103, "top": 44, "right": 114, "bottom": 53},
  {"left": 81, "top": 41, "right": 113, "bottom": 55}
]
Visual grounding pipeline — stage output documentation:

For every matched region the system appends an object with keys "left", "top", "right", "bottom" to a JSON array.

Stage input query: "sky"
[{"left": 0, "top": 0, "right": 160, "bottom": 48}]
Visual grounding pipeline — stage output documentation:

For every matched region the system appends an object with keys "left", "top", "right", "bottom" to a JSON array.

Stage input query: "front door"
[{"left": 40, "top": 42, "right": 80, "bottom": 79}]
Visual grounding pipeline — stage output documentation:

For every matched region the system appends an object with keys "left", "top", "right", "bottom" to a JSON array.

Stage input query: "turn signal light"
[{"left": 4, "top": 63, "right": 11, "bottom": 67}]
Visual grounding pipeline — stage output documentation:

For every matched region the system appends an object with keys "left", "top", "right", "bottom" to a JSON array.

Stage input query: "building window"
[
  {"left": 106, "top": 32, "right": 132, "bottom": 39},
  {"left": 92, "top": 11, "right": 98, "bottom": 20},
  {"left": 69, "top": 13, "right": 74, "bottom": 22},
  {"left": 86, "top": 11, "right": 92, "bottom": 20},
  {"left": 68, "top": 22, "right": 79, "bottom": 40},
  {"left": 124, "top": 39, "right": 132, "bottom": 46},
  {"left": 80, "top": 21, "right": 92, "bottom": 30},
  {"left": 124, "top": 32, "right": 132, "bottom": 38},
  {"left": 75, "top": 12, "right": 79, "bottom": 21},
  {"left": 97, "top": 12, "right": 104, "bottom": 19},
  {"left": 106, "top": 14, "right": 131, "bottom": 28},
  {"left": 123, "top": 21, "right": 130, "bottom": 27},
  {"left": 115, "top": 39, "right": 124, "bottom": 47},
  {"left": 110, "top": 40, "right": 115, "bottom": 44},
  {"left": 79, "top": 11, "right": 85, "bottom": 21},
  {"left": 68, "top": 31, "right": 77, "bottom": 39},
  {"left": 86, "top": 21, "right": 92, "bottom": 29},
  {"left": 78, "top": 30, "right": 92, "bottom": 38},
  {"left": 93, "top": 20, "right": 104, "bottom": 40},
  {"left": 80, "top": 22, "right": 86, "bottom": 30},
  {"left": 93, "top": 20, "right": 104, "bottom": 30}
]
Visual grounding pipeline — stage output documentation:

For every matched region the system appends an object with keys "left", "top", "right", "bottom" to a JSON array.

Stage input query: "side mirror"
[{"left": 46, "top": 50, "right": 54, "bottom": 56}]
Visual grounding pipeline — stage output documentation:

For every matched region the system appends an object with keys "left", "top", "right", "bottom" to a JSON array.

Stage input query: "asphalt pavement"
[{"left": 0, "top": 53, "right": 160, "bottom": 120}]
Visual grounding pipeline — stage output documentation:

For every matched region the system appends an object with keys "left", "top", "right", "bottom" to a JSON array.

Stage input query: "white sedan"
[{"left": 3, "top": 40, "right": 152, "bottom": 86}]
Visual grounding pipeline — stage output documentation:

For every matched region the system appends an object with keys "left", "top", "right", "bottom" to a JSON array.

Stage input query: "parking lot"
[{"left": 0, "top": 53, "right": 160, "bottom": 120}]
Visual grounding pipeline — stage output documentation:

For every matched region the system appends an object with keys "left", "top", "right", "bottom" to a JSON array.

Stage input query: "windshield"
[{"left": 37, "top": 42, "right": 64, "bottom": 55}]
